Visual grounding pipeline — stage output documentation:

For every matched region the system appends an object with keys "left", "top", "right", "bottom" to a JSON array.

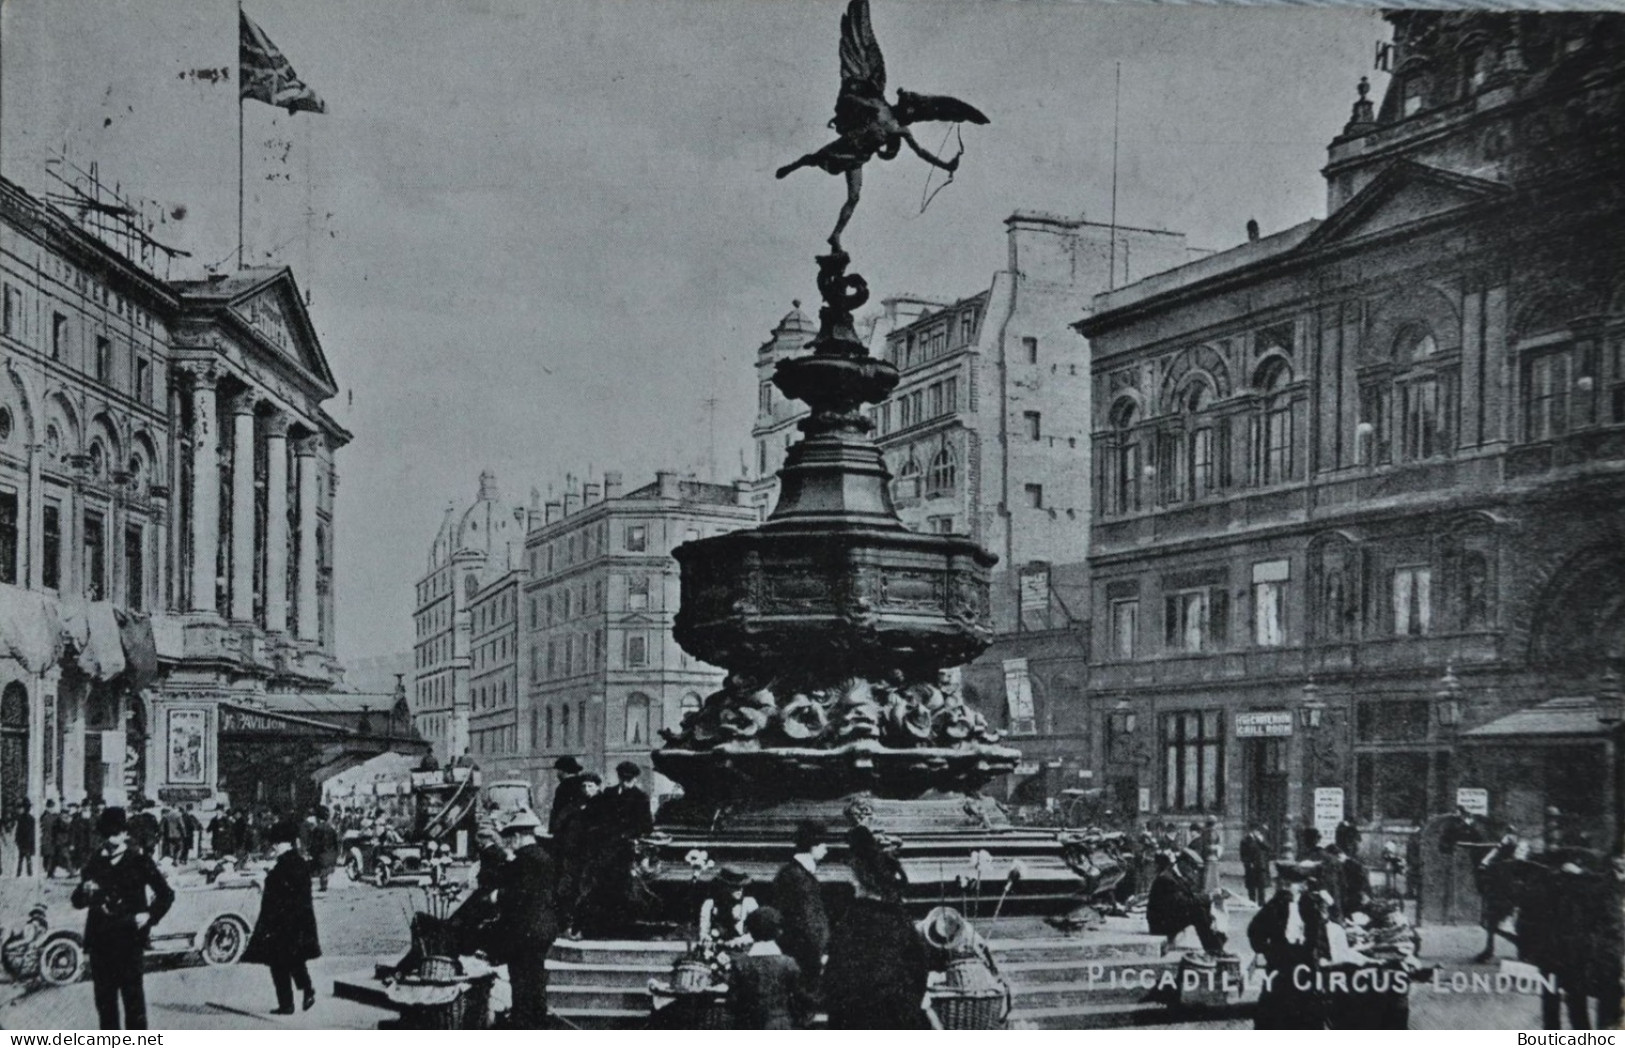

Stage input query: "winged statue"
[{"left": 777, "top": 0, "right": 990, "bottom": 250}]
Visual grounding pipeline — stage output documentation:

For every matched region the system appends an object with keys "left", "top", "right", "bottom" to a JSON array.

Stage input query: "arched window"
[
  {"left": 680, "top": 693, "right": 702, "bottom": 726},
  {"left": 1255, "top": 360, "right": 1294, "bottom": 485},
  {"left": 625, "top": 692, "right": 653, "bottom": 747},
  {"left": 1110, "top": 400, "right": 1142, "bottom": 514},
  {"left": 1461, "top": 551, "right": 1490, "bottom": 629},
  {"left": 925, "top": 446, "right": 957, "bottom": 496},
  {"left": 893, "top": 456, "right": 922, "bottom": 502},
  {"left": 1179, "top": 381, "right": 1219, "bottom": 500},
  {"left": 1394, "top": 326, "right": 1453, "bottom": 461}
]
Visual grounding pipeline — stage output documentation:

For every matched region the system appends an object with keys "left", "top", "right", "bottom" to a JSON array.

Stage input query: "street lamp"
[
  {"left": 1112, "top": 695, "right": 1137, "bottom": 736},
  {"left": 1436, "top": 661, "right": 1463, "bottom": 728}
]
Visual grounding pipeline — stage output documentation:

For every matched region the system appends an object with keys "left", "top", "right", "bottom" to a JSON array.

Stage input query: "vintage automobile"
[
  {"left": 1, "top": 883, "right": 259, "bottom": 987},
  {"left": 344, "top": 831, "right": 450, "bottom": 888}
]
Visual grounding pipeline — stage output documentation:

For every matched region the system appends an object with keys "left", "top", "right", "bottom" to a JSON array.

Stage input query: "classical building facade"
[
  {"left": 0, "top": 174, "right": 358, "bottom": 817},
  {"left": 519, "top": 471, "right": 756, "bottom": 811},
  {"left": 1079, "top": 13, "right": 1625, "bottom": 853},
  {"left": 468, "top": 566, "right": 523, "bottom": 771},
  {"left": 412, "top": 470, "right": 528, "bottom": 762}
]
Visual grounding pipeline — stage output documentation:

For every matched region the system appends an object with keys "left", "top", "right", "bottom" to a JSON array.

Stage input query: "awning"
[
  {"left": 115, "top": 609, "right": 159, "bottom": 690},
  {"left": 1461, "top": 696, "right": 1619, "bottom": 743},
  {"left": 0, "top": 583, "right": 64, "bottom": 673}
]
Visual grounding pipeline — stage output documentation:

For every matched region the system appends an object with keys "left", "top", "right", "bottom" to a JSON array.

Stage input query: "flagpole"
[{"left": 237, "top": 0, "right": 245, "bottom": 270}]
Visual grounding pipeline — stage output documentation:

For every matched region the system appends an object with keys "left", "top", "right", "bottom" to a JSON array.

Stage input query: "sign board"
[
  {"left": 1235, "top": 710, "right": 1293, "bottom": 737},
  {"left": 1001, "top": 658, "right": 1036, "bottom": 733},
  {"left": 1138, "top": 787, "right": 1151, "bottom": 813},
  {"left": 1456, "top": 787, "right": 1489, "bottom": 816},
  {"left": 1313, "top": 787, "right": 1345, "bottom": 837},
  {"left": 410, "top": 771, "right": 443, "bottom": 789},
  {"left": 1019, "top": 568, "right": 1049, "bottom": 629}
]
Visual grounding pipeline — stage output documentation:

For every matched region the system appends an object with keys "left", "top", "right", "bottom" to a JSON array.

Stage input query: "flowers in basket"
[
  {"left": 670, "top": 937, "right": 730, "bottom": 993},
  {"left": 683, "top": 849, "right": 716, "bottom": 881}
]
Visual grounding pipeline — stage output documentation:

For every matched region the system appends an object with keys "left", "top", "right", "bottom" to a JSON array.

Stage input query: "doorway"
[
  {"left": 1, "top": 682, "right": 29, "bottom": 823},
  {"left": 1243, "top": 736, "right": 1289, "bottom": 853}
]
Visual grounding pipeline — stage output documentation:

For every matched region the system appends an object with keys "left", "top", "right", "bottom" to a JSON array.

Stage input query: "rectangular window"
[
  {"left": 1023, "top": 336, "right": 1038, "bottom": 364},
  {"left": 83, "top": 510, "right": 106, "bottom": 601},
  {"left": 95, "top": 336, "right": 111, "bottom": 384},
  {"left": 1392, "top": 566, "right": 1432, "bottom": 636},
  {"left": 51, "top": 313, "right": 67, "bottom": 361},
  {"left": 625, "top": 524, "right": 646, "bottom": 552},
  {"left": 1, "top": 285, "right": 19, "bottom": 337},
  {"left": 1402, "top": 376, "right": 1449, "bottom": 460},
  {"left": 926, "top": 515, "right": 953, "bottom": 534},
  {"left": 1162, "top": 711, "right": 1223, "bottom": 812},
  {"left": 959, "top": 313, "right": 974, "bottom": 345},
  {"left": 944, "top": 377, "right": 959, "bottom": 412},
  {"left": 898, "top": 395, "right": 914, "bottom": 428},
  {"left": 0, "top": 491, "right": 16, "bottom": 585},
  {"left": 1360, "top": 385, "right": 1394, "bottom": 464},
  {"left": 1109, "top": 598, "right": 1138, "bottom": 659},
  {"left": 1164, "top": 586, "right": 1228, "bottom": 652},
  {"left": 627, "top": 575, "right": 650, "bottom": 610},
  {"left": 1024, "top": 411, "right": 1042, "bottom": 441},
  {"left": 1190, "top": 427, "right": 1214, "bottom": 497},
  {"left": 546, "top": 641, "right": 556, "bottom": 678},
  {"left": 1251, "top": 560, "right": 1289, "bottom": 647},
  {"left": 929, "top": 383, "right": 944, "bottom": 417},
  {"left": 1263, "top": 402, "right": 1292, "bottom": 483},
  {"left": 124, "top": 523, "right": 144, "bottom": 611},
  {"left": 759, "top": 382, "right": 773, "bottom": 414},
  {"left": 909, "top": 391, "right": 924, "bottom": 423},
  {"left": 879, "top": 403, "right": 892, "bottom": 434},
  {"left": 626, "top": 633, "right": 648, "bottom": 667},
  {"left": 1024, "top": 483, "right": 1043, "bottom": 509},
  {"left": 1527, "top": 353, "right": 1570, "bottom": 441}
]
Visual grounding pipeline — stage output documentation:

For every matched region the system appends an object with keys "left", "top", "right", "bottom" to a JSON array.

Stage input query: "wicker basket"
[
  {"left": 930, "top": 988, "right": 1009, "bottom": 1030},
  {"left": 417, "top": 956, "right": 459, "bottom": 981},
  {"left": 398, "top": 976, "right": 493, "bottom": 1030}
]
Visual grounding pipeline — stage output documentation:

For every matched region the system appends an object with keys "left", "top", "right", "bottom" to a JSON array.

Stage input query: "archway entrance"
[{"left": 1, "top": 682, "right": 29, "bottom": 823}]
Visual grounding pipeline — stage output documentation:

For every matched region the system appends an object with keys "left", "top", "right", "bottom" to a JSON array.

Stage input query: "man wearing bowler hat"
[
  {"left": 72, "top": 807, "right": 175, "bottom": 1029},
  {"left": 547, "top": 756, "right": 589, "bottom": 836}
]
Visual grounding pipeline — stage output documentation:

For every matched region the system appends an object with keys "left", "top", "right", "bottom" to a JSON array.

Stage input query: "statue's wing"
[
  {"left": 893, "top": 90, "right": 990, "bottom": 126},
  {"left": 839, "top": 0, "right": 886, "bottom": 99}
]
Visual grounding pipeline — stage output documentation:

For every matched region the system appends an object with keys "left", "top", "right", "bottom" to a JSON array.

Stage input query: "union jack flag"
[{"left": 240, "top": 9, "right": 326, "bottom": 114}]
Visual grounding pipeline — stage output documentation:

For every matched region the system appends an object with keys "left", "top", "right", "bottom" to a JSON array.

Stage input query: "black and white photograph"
[{"left": 0, "top": 0, "right": 1621, "bottom": 1032}]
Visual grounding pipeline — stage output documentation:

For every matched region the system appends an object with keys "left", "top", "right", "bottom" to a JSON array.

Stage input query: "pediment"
[
  {"left": 1307, "top": 162, "right": 1509, "bottom": 250},
  {"left": 228, "top": 273, "right": 337, "bottom": 391},
  {"left": 620, "top": 612, "right": 658, "bottom": 627}
]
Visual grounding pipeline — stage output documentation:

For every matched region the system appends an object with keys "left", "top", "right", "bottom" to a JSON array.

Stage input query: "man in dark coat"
[
  {"left": 129, "top": 802, "right": 160, "bottom": 857},
  {"left": 1146, "top": 852, "right": 1227, "bottom": 955},
  {"left": 598, "top": 762, "right": 654, "bottom": 840},
  {"left": 13, "top": 799, "right": 36, "bottom": 877},
  {"left": 243, "top": 821, "right": 321, "bottom": 1013},
  {"left": 575, "top": 763, "right": 653, "bottom": 936},
  {"left": 180, "top": 805, "right": 200, "bottom": 864},
  {"left": 1248, "top": 861, "right": 1330, "bottom": 1029},
  {"left": 555, "top": 773, "right": 603, "bottom": 936},
  {"left": 72, "top": 807, "right": 176, "bottom": 1030},
  {"left": 39, "top": 800, "right": 61, "bottom": 878},
  {"left": 308, "top": 808, "right": 341, "bottom": 892},
  {"left": 159, "top": 807, "right": 185, "bottom": 863},
  {"left": 1335, "top": 816, "right": 1362, "bottom": 858},
  {"left": 1241, "top": 825, "right": 1273, "bottom": 906},
  {"left": 771, "top": 819, "right": 830, "bottom": 1027},
  {"left": 493, "top": 810, "right": 560, "bottom": 1028},
  {"left": 547, "top": 756, "right": 589, "bottom": 836},
  {"left": 728, "top": 907, "right": 803, "bottom": 1030},
  {"left": 66, "top": 803, "right": 91, "bottom": 872},
  {"left": 823, "top": 826, "right": 929, "bottom": 1029}
]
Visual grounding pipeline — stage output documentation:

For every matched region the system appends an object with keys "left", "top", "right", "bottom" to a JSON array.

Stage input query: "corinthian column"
[
  {"left": 264, "top": 413, "right": 290, "bottom": 632},
  {"left": 188, "top": 368, "right": 220, "bottom": 614},
  {"left": 229, "top": 392, "right": 258, "bottom": 621},
  {"left": 294, "top": 435, "right": 321, "bottom": 642}
]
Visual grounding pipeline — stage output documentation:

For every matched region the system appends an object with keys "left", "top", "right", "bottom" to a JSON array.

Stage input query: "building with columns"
[
  {"left": 1078, "top": 13, "right": 1625, "bottom": 855},
  {"left": 0, "top": 173, "right": 389, "bottom": 821}
]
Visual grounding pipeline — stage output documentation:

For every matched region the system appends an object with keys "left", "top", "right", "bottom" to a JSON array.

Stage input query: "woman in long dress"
[{"left": 822, "top": 826, "right": 930, "bottom": 1029}]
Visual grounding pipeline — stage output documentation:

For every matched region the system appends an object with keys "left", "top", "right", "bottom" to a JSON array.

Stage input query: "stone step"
[
  {"left": 1003, "top": 954, "right": 1180, "bottom": 986},
  {"left": 549, "top": 940, "right": 687, "bottom": 966},
  {"left": 551, "top": 1006, "right": 649, "bottom": 1030},
  {"left": 549, "top": 984, "right": 655, "bottom": 1013},
  {"left": 986, "top": 935, "right": 1166, "bottom": 962},
  {"left": 1010, "top": 999, "right": 1254, "bottom": 1030},
  {"left": 547, "top": 959, "right": 668, "bottom": 988}
]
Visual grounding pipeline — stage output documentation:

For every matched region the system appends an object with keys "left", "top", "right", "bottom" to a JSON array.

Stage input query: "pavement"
[{"left": 0, "top": 864, "right": 1567, "bottom": 1030}]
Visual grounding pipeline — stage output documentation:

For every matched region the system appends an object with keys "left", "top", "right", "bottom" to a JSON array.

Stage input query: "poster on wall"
[{"left": 166, "top": 708, "right": 207, "bottom": 785}]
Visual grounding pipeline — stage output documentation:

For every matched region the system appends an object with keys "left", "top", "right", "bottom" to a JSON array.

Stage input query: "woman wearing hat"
[
  {"left": 822, "top": 826, "right": 931, "bottom": 1029},
  {"left": 242, "top": 821, "right": 322, "bottom": 1013},
  {"left": 72, "top": 807, "right": 175, "bottom": 1030},
  {"left": 1247, "top": 861, "right": 1331, "bottom": 1029},
  {"left": 698, "top": 867, "right": 759, "bottom": 950}
]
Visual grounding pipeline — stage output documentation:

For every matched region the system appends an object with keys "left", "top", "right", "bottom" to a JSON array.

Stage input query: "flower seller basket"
[
  {"left": 930, "top": 987, "right": 1009, "bottom": 1031},
  {"left": 671, "top": 958, "right": 714, "bottom": 993},
  {"left": 387, "top": 968, "right": 494, "bottom": 1030}
]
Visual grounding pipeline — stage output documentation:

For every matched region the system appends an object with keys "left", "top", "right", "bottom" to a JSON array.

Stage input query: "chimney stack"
[
  {"left": 1246, "top": 218, "right": 1260, "bottom": 242},
  {"left": 564, "top": 489, "right": 582, "bottom": 516},
  {"left": 603, "top": 471, "right": 624, "bottom": 500},
  {"left": 545, "top": 501, "right": 562, "bottom": 524},
  {"left": 656, "top": 470, "right": 680, "bottom": 500}
]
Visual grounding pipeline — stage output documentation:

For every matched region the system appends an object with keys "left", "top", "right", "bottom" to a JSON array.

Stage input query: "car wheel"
[
  {"left": 346, "top": 852, "right": 363, "bottom": 882},
  {"left": 38, "top": 935, "right": 87, "bottom": 986},
  {"left": 373, "top": 863, "right": 392, "bottom": 888},
  {"left": 200, "top": 915, "right": 250, "bottom": 966}
]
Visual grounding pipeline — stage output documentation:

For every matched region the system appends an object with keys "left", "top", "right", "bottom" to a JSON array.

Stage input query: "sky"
[{"left": 0, "top": 0, "right": 1387, "bottom": 665}]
